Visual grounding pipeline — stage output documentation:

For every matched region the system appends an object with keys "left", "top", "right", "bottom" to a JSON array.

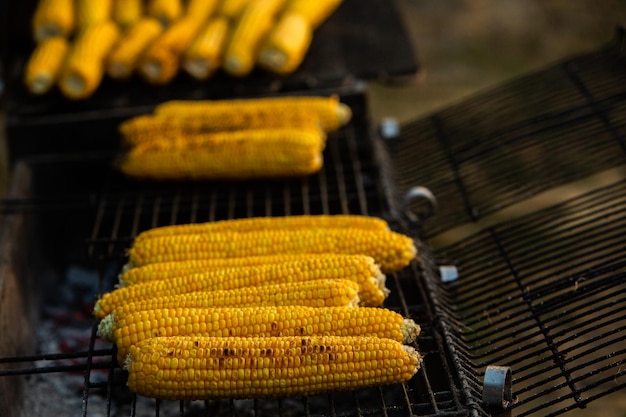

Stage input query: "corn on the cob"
[
  {"left": 101, "top": 306, "right": 420, "bottom": 364},
  {"left": 257, "top": 12, "right": 312, "bottom": 75},
  {"left": 112, "top": 0, "right": 144, "bottom": 30},
  {"left": 223, "top": 0, "right": 287, "bottom": 77},
  {"left": 153, "top": 95, "right": 352, "bottom": 132},
  {"left": 217, "top": 0, "right": 254, "bottom": 20},
  {"left": 285, "top": 0, "right": 343, "bottom": 29},
  {"left": 24, "top": 37, "right": 69, "bottom": 95},
  {"left": 131, "top": 215, "right": 389, "bottom": 246},
  {"left": 185, "top": 0, "right": 220, "bottom": 22},
  {"left": 97, "top": 279, "right": 361, "bottom": 320},
  {"left": 127, "top": 228, "right": 416, "bottom": 273},
  {"left": 76, "top": 0, "right": 113, "bottom": 29},
  {"left": 138, "top": 16, "right": 204, "bottom": 84},
  {"left": 107, "top": 17, "right": 163, "bottom": 79},
  {"left": 182, "top": 17, "right": 230, "bottom": 80},
  {"left": 147, "top": 0, "right": 182, "bottom": 26},
  {"left": 94, "top": 254, "right": 387, "bottom": 317},
  {"left": 32, "top": 0, "right": 75, "bottom": 42},
  {"left": 126, "top": 335, "right": 421, "bottom": 400},
  {"left": 58, "top": 21, "right": 120, "bottom": 99},
  {"left": 116, "top": 126, "right": 326, "bottom": 180}
]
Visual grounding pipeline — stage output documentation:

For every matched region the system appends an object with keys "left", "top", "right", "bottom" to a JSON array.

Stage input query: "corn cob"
[
  {"left": 127, "top": 228, "right": 416, "bottom": 273},
  {"left": 223, "top": 0, "right": 287, "bottom": 77},
  {"left": 153, "top": 95, "right": 352, "bottom": 132},
  {"left": 257, "top": 12, "right": 312, "bottom": 75},
  {"left": 76, "top": 0, "right": 113, "bottom": 29},
  {"left": 116, "top": 126, "right": 326, "bottom": 180},
  {"left": 24, "top": 37, "right": 69, "bottom": 95},
  {"left": 131, "top": 215, "right": 389, "bottom": 246},
  {"left": 147, "top": 0, "right": 183, "bottom": 26},
  {"left": 182, "top": 17, "right": 230, "bottom": 80},
  {"left": 97, "top": 279, "right": 361, "bottom": 320},
  {"left": 218, "top": 0, "right": 254, "bottom": 20},
  {"left": 112, "top": 0, "right": 144, "bottom": 30},
  {"left": 185, "top": 0, "right": 220, "bottom": 22},
  {"left": 32, "top": 0, "right": 75, "bottom": 42},
  {"left": 94, "top": 254, "right": 387, "bottom": 317},
  {"left": 107, "top": 17, "right": 163, "bottom": 79},
  {"left": 58, "top": 21, "right": 121, "bottom": 99},
  {"left": 138, "top": 16, "right": 204, "bottom": 84},
  {"left": 101, "top": 306, "right": 420, "bottom": 364},
  {"left": 126, "top": 335, "right": 421, "bottom": 400},
  {"left": 285, "top": 0, "right": 343, "bottom": 29}
]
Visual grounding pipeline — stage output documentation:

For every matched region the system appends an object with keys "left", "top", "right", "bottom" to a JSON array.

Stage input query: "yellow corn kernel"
[
  {"left": 107, "top": 17, "right": 163, "bottom": 79},
  {"left": 97, "top": 279, "right": 361, "bottom": 321},
  {"left": 127, "top": 228, "right": 416, "bottom": 273},
  {"left": 24, "top": 37, "right": 69, "bottom": 95},
  {"left": 112, "top": 0, "right": 143, "bottom": 30},
  {"left": 116, "top": 126, "right": 326, "bottom": 180},
  {"left": 147, "top": 0, "right": 182, "bottom": 26},
  {"left": 182, "top": 17, "right": 230, "bottom": 80},
  {"left": 94, "top": 254, "right": 387, "bottom": 317},
  {"left": 138, "top": 16, "right": 204, "bottom": 84},
  {"left": 126, "top": 335, "right": 421, "bottom": 400},
  {"left": 185, "top": 0, "right": 220, "bottom": 22},
  {"left": 217, "top": 0, "right": 254, "bottom": 20},
  {"left": 32, "top": 0, "right": 75, "bottom": 42},
  {"left": 257, "top": 12, "right": 312, "bottom": 75},
  {"left": 58, "top": 21, "right": 120, "bottom": 100},
  {"left": 131, "top": 215, "right": 389, "bottom": 246},
  {"left": 223, "top": 0, "right": 287, "bottom": 77},
  {"left": 285, "top": 0, "right": 343, "bottom": 29},
  {"left": 76, "top": 0, "right": 113, "bottom": 29},
  {"left": 102, "top": 306, "right": 420, "bottom": 364},
  {"left": 154, "top": 95, "right": 352, "bottom": 132}
]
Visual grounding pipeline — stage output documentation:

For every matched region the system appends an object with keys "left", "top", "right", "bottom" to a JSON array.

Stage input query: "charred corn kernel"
[
  {"left": 126, "top": 335, "right": 421, "bottom": 400},
  {"left": 218, "top": 0, "right": 253, "bottom": 20},
  {"left": 107, "top": 17, "right": 163, "bottom": 79},
  {"left": 185, "top": 0, "right": 220, "bottom": 22},
  {"left": 102, "top": 306, "right": 420, "bottom": 364},
  {"left": 257, "top": 12, "right": 312, "bottom": 75},
  {"left": 116, "top": 126, "right": 326, "bottom": 180},
  {"left": 32, "top": 0, "right": 75, "bottom": 41},
  {"left": 128, "top": 228, "right": 416, "bottom": 273},
  {"left": 139, "top": 16, "right": 204, "bottom": 84},
  {"left": 112, "top": 0, "right": 143, "bottom": 29},
  {"left": 76, "top": 0, "right": 113, "bottom": 28},
  {"left": 147, "top": 0, "right": 182, "bottom": 26},
  {"left": 95, "top": 254, "right": 386, "bottom": 317},
  {"left": 131, "top": 215, "right": 389, "bottom": 245},
  {"left": 97, "top": 279, "right": 360, "bottom": 322},
  {"left": 182, "top": 17, "right": 229, "bottom": 80},
  {"left": 155, "top": 95, "right": 351, "bottom": 132},
  {"left": 24, "top": 37, "right": 69, "bottom": 95},
  {"left": 285, "top": 0, "right": 343, "bottom": 29},
  {"left": 223, "top": 0, "right": 286, "bottom": 77},
  {"left": 59, "top": 21, "right": 120, "bottom": 99}
]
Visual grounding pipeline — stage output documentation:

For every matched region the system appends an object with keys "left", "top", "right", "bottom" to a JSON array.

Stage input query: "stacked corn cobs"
[
  {"left": 95, "top": 214, "right": 423, "bottom": 400},
  {"left": 116, "top": 95, "right": 351, "bottom": 180},
  {"left": 25, "top": 0, "right": 343, "bottom": 99}
]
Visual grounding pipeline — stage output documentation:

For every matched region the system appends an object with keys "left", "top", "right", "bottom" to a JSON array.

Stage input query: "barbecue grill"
[{"left": 1, "top": 3, "right": 626, "bottom": 417}]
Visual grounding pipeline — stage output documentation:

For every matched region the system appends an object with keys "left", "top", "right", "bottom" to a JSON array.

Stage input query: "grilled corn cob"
[
  {"left": 218, "top": 0, "right": 253, "bottom": 20},
  {"left": 285, "top": 0, "right": 343, "bottom": 29},
  {"left": 97, "top": 279, "right": 361, "bottom": 320},
  {"left": 153, "top": 95, "right": 352, "bottom": 132},
  {"left": 32, "top": 0, "right": 75, "bottom": 41},
  {"left": 116, "top": 126, "right": 326, "bottom": 180},
  {"left": 127, "top": 228, "right": 416, "bottom": 273},
  {"left": 257, "top": 12, "right": 312, "bottom": 75},
  {"left": 223, "top": 0, "right": 287, "bottom": 77},
  {"left": 107, "top": 17, "right": 163, "bottom": 79},
  {"left": 58, "top": 21, "right": 121, "bottom": 99},
  {"left": 113, "top": 0, "right": 144, "bottom": 29},
  {"left": 94, "top": 254, "right": 387, "bottom": 317},
  {"left": 131, "top": 215, "right": 389, "bottom": 246},
  {"left": 101, "top": 306, "right": 420, "bottom": 364},
  {"left": 76, "top": 0, "right": 113, "bottom": 29},
  {"left": 24, "top": 37, "right": 69, "bottom": 95},
  {"left": 147, "top": 0, "right": 182, "bottom": 26},
  {"left": 139, "top": 16, "right": 204, "bottom": 84},
  {"left": 126, "top": 335, "right": 421, "bottom": 400},
  {"left": 182, "top": 17, "right": 230, "bottom": 80}
]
